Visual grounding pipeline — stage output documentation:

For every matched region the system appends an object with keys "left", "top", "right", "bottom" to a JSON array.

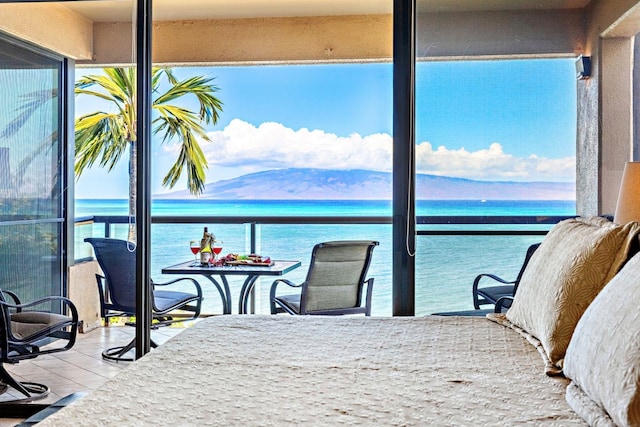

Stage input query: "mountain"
[{"left": 159, "top": 168, "right": 575, "bottom": 200}]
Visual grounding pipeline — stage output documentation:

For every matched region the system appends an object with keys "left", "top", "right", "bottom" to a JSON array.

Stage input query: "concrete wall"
[
  {"left": 0, "top": 3, "right": 92, "bottom": 60},
  {"left": 600, "top": 38, "right": 634, "bottom": 215},
  {"left": 87, "top": 15, "right": 392, "bottom": 66},
  {"left": 68, "top": 260, "right": 102, "bottom": 333},
  {"left": 578, "top": 0, "right": 640, "bottom": 216},
  {"left": 85, "top": 9, "right": 585, "bottom": 66},
  {"left": 416, "top": 9, "right": 585, "bottom": 60}
]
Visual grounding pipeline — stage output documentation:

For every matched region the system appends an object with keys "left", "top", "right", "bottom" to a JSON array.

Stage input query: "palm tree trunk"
[{"left": 128, "top": 140, "right": 137, "bottom": 242}]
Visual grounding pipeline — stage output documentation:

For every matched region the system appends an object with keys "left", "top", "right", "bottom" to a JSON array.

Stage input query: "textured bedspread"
[{"left": 38, "top": 315, "right": 584, "bottom": 426}]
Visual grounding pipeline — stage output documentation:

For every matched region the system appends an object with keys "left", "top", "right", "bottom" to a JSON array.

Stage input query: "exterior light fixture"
[{"left": 576, "top": 55, "right": 591, "bottom": 80}]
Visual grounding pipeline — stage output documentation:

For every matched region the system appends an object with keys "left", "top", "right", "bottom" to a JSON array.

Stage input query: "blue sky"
[{"left": 74, "top": 58, "right": 576, "bottom": 198}]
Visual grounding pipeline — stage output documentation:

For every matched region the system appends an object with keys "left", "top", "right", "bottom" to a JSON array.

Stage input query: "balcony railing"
[{"left": 74, "top": 214, "right": 571, "bottom": 316}]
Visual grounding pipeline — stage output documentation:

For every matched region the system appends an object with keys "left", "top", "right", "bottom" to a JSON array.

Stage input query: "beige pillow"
[
  {"left": 564, "top": 252, "right": 640, "bottom": 427},
  {"left": 490, "top": 217, "right": 639, "bottom": 374}
]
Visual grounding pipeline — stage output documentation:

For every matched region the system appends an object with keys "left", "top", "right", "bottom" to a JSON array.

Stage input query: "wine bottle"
[{"left": 200, "top": 227, "right": 212, "bottom": 264}]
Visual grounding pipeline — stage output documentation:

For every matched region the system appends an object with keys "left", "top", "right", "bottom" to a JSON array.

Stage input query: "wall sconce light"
[
  {"left": 576, "top": 55, "right": 591, "bottom": 80},
  {"left": 614, "top": 162, "right": 640, "bottom": 224}
]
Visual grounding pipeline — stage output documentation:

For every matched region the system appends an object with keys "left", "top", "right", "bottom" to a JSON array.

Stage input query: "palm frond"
[
  {"left": 74, "top": 114, "right": 130, "bottom": 177},
  {"left": 153, "top": 105, "right": 210, "bottom": 143},
  {"left": 154, "top": 75, "right": 223, "bottom": 125},
  {"left": 162, "top": 131, "right": 208, "bottom": 194},
  {"left": 75, "top": 69, "right": 134, "bottom": 107}
]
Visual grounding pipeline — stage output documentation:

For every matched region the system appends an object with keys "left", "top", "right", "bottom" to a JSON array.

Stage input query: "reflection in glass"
[{"left": 0, "top": 34, "right": 63, "bottom": 303}]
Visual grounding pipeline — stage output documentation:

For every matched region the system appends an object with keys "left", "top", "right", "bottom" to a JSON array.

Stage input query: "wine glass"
[
  {"left": 212, "top": 241, "right": 223, "bottom": 260},
  {"left": 189, "top": 240, "right": 200, "bottom": 264}
]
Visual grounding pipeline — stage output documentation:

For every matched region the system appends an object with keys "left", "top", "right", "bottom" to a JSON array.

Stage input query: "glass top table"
[{"left": 161, "top": 260, "right": 301, "bottom": 314}]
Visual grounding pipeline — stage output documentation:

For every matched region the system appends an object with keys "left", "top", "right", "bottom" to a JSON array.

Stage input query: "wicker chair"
[{"left": 270, "top": 240, "right": 378, "bottom": 316}]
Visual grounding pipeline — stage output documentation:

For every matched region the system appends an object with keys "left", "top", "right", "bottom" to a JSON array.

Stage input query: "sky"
[{"left": 74, "top": 58, "right": 577, "bottom": 199}]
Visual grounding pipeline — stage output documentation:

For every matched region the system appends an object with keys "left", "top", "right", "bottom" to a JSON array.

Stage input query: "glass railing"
[{"left": 74, "top": 214, "right": 570, "bottom": 316}]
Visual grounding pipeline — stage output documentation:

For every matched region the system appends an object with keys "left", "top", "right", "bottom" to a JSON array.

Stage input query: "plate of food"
[{"left": 222, "top": 253, "right": 274, "bottom": 267}]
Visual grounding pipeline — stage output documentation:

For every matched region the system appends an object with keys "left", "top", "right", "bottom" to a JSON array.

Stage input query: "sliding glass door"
[{"left": 0, "top": 32, "right": 68, "bottom": 304}]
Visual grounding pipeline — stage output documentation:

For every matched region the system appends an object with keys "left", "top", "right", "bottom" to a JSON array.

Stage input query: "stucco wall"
[
  {"left": 578, "top": 0, "right": 640, "bottom": 216},
  {"left": 68, "top": 260, "right": 102, "bottom": 333},
  {"left": 576, "top": 58, "right": 600, "bottom": 216},
  {"left": 85, "top": 9, "right": 585, "bottom": 66},
  {"left": 87, "top": 15, "right": 392, "bottom": 66},
  {"left": 416, "top": 9, "right": 585, "bottom": 59},
  {"left": 0, "top": 3, "right": 92, "bottom": 60},
  {"left": 600, "top": 38, "right": 634, "bottom": 215}
]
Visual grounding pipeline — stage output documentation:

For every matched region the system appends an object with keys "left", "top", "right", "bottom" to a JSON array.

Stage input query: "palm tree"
[{"left": 74, "top": 67, "right": 223, "bottom": 236}]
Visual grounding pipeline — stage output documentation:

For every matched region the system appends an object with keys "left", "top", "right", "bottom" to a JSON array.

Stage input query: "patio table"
[{"left": 161, "top": 260, "right": 301, "bottom": 314}]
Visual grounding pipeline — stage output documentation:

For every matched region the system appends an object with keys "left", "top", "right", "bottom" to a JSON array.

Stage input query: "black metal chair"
[
  {"left": 472, "top": 242, "right": 540, "bottom": 310},
  {"left": 270, "top": 240, "right": 378, "bottom": 316},
  {"left": 0, "top": 288, "right": 78, "bottom": 401},
  {"left": 85, "top": 237, "right": 203, "bottom": 361}
]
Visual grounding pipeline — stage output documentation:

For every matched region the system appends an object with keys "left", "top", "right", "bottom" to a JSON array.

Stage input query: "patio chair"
[
  {"left": 270, "top": 240, "right": 378, "bottom": 316},
  {"left": 472, "top": 242, "right": 540, "bottom": 310},
  {"left": 85, "top": 237, "right": 203, "bottom": 361},
  {"left": 0, "top": 288, "right": 78, "bottom": 401}
]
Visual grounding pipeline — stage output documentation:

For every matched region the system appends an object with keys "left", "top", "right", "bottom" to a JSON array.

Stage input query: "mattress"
[{"left": 37, "top": 315, "right": 584, "bottom": 426}]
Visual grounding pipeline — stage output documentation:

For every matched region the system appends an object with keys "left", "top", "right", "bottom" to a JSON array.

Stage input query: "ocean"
[{"left": 75, "top": 199, "right": 575, "bottom": 316}]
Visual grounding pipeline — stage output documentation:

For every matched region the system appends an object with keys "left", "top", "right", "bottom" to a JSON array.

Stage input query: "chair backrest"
[
  {"left": 85, "top": 238, "right": 137, "bottom": 313},
  {"left": 513, "top": 242, "right": 541, "bottom": 294},
  {"left": 301, "top": 240, "right": 378, "bottom": 313}
]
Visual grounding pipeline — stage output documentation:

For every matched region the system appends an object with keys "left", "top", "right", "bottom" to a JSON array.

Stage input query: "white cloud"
[
  {"left": 164, "top": 119, "right": 575, "bottom": 182},
  {"left": 415, "top": 142, "right": 575, "bottom": 181}
]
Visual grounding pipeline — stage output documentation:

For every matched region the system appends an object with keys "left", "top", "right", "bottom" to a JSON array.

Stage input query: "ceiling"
[{"left": 63, "top": 0, "right": 592, "bottom": 22}]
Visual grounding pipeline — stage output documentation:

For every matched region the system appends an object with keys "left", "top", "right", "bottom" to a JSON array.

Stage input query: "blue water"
[
  {"left": 75, "top": 199, "right": 575, "bottom": 316},
  {"left": 75, "top": 198, "right": 575, "bottom": 217}
]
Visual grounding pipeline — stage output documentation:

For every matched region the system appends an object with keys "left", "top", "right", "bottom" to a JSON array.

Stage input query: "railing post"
[
  {"left": 249, "top": 222, "right": 257, "bottom": 313},
  {"left": 250, "top": 222, "right": 257, "bottom": 254}
]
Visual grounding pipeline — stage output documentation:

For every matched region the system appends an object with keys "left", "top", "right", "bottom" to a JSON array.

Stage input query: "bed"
[
  {"left": 37, "top": 217, "right": 640, "bottom": 426},
  {"left": 37, "top": 315, "right": 583, "bottom": 426}
]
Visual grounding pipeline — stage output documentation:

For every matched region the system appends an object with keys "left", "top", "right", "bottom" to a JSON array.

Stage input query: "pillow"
[
  {"left": 564, "top": 252, "right": 640, "bottom": 427},
  {"left": 488, "top": 216, "right": 640, "bottom": 374}
]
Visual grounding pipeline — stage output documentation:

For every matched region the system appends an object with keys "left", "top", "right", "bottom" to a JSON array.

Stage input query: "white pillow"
[
  {"left": 489, "top": 217, "right": 640, "bottom": 374},
  {"left": 564, "top": 251, "right": 640, "bottom": 427}
]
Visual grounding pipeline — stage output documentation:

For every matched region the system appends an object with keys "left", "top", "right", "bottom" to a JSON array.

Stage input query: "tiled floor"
[{"left": 0, "top": 324, "right": 188, "bottom": 426}]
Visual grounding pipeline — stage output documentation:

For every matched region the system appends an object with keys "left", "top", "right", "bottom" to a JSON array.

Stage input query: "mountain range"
[{"left": 160, "top": 168, "right": 575, "bottom": 200}]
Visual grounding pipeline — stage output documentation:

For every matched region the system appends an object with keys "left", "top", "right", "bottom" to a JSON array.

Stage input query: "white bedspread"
[{"left": 38, "top": 315, "right": 585, "bottom": 426}]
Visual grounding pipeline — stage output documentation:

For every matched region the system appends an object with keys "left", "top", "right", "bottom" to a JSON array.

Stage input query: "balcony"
[{"left": 73, "top": 213, "right": 569, "bottom": 317}]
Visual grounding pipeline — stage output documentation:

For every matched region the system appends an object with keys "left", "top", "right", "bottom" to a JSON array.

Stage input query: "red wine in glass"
[{"left": 189, "top": 240, "right": 200, "bottom": 263}]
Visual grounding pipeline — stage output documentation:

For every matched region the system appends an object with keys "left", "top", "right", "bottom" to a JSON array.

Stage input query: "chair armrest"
[
  {"left": 472, "top": 274, "right": 516, "bottom": 309},
  {"left": 1, "top": 295, "right": 77, "bottom": 316},
  {"left": 364, "top": 278, "right": 374, "bottom": 316},
  {"left": 1, "top": 289, "right": 21, "bottom": 305},
  {"left": 152, "top": 277, "right": 203, "bottom": 299},
  {"left": 94, "top": 274, "right": 109, "bottom": 318},
  {"left": 1, "top": 295, "right": 79, "bottom": 337},
  {"left": 494, "top": 296, "right": 514, "bottom": 313},
  {"left": 269, "top": 279, "right": 303, "bottom": 314},
  {"left": 472, "top": 274, "right": 515, "bottom": 290},
  {"left": 0, "top": 289, "right": 22, "bottom": 313}
]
